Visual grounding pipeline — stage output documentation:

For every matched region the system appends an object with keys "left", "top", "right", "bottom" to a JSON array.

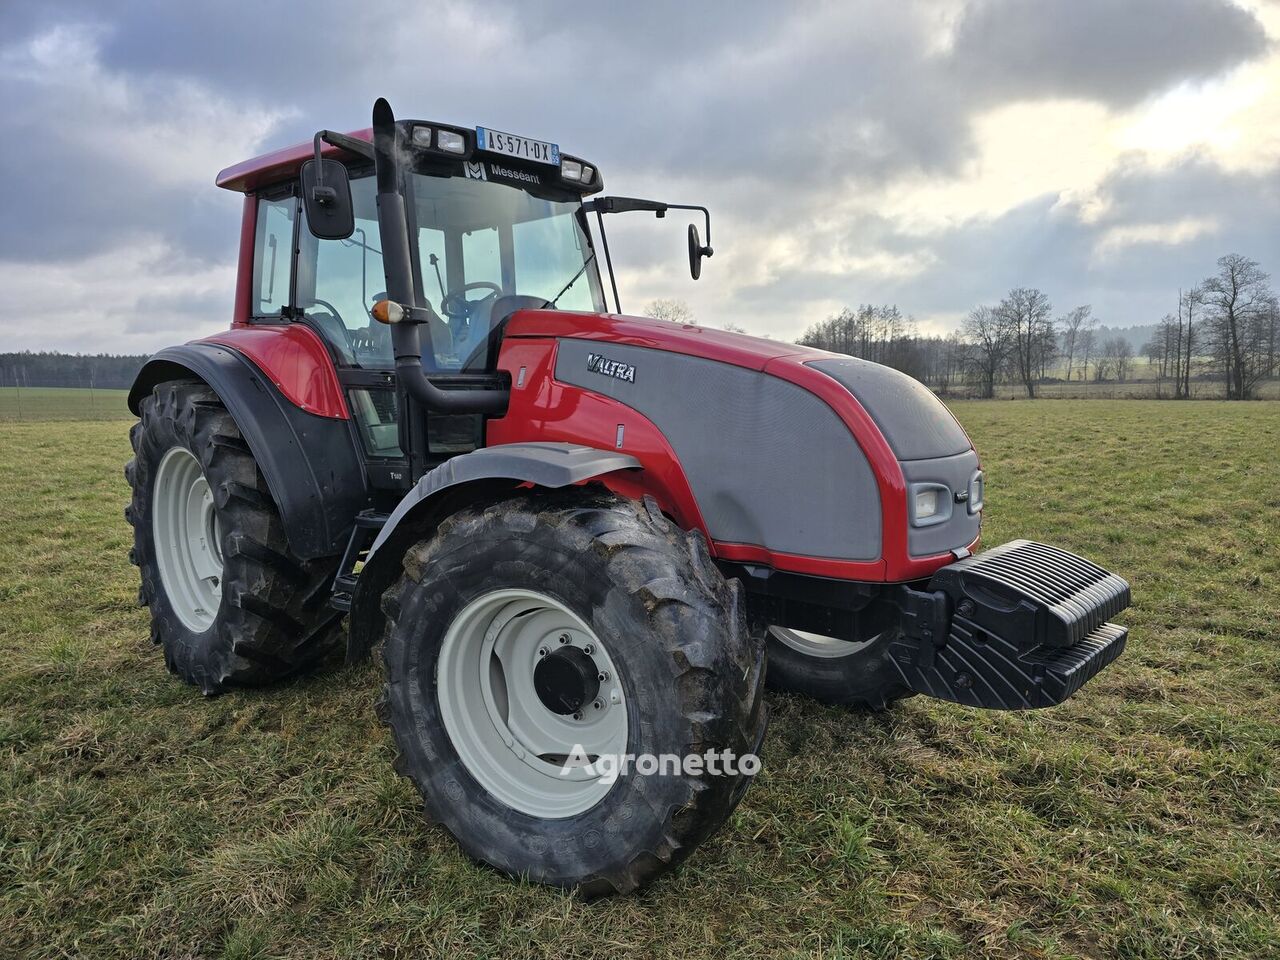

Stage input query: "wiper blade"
[{"left": 542, "top": 252, "right": 597, "bottom": 309}]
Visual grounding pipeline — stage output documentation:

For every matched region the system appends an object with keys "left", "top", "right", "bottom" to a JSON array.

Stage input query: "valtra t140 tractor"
[{"left": 126, "top": 99, "right": 1130, "bottom": 895}]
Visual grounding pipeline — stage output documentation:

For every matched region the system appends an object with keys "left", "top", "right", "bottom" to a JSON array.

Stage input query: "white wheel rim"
[
  {"left": 436, "top": 589, "right": 628, "bottom": 818},
  {"left": 769, "top": 625, "right": 876, "bottom": 659},
  {"left": 153, "top": 446, "right": 223, "bottom": 633}
]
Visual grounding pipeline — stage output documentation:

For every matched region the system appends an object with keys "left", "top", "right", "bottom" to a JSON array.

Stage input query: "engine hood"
[{"left": 499, "top": 308, "right": 981, "bottom": 580}]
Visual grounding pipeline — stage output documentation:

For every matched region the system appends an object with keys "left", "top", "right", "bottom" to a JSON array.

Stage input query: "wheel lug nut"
[
  {"left": 558, "top": 634, "right": 570, "bottom": 645},
  {"left": 582, "top": 644, "right": 594, "bottom": 655},
  {"left": 572, "top": 711, "right": 583, "bottom": 721},
  {"left": 592, "top": 698, "right": 604, "bottom": 710},
  {"left": 537, "top": 646, "right": 549, "bottom": 658},
  {"left": 597, "top": 671, "right": 608, "bottom": 682}
]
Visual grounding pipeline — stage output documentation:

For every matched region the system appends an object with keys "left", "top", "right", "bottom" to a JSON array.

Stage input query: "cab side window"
[{"left": 252, "top": 194, "right": 295, "bottom": 318}]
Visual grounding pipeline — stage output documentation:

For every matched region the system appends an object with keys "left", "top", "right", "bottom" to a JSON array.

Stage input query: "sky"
[{"left": 0, "top": 0, "right": 1278, "bottom": 353}]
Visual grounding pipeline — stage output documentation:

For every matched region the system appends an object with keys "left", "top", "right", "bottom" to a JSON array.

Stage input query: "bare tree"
[
  {"left": 721, "top": 322, "right": 747, "bottom": 334},
  {"left": 1077, "top": 327, "right": 1097, "bottom": 384},
  {"left": 997, "top": 288, "right": 1054, "bottom": 397},
  {"left": 1104, "top": 337, "right": 1134, "bottom": 382},
  {"left": 962, "top": 304, "right": 1013, "bottom": 399},
  {"left": 1202, "top": 255, "right": 1275, "bottom": 399},
  {"left": 644, "top": 299, "right": 695, "bottom": 325},
  {"left": 1059, "top": 305, "right": 1091, "bottom": 382}
]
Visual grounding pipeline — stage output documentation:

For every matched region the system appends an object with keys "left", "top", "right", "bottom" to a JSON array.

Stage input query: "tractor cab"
[{"left": 214, "top": 105, "right": 710, "bottom": 483}]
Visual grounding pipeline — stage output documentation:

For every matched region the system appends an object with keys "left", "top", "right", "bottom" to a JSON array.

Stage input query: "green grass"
[
  {"left": 2, "top": 402, "right": 1278, "bottom": 959},
  {"left": 0, "top": 386, "right": 133, "bottom": 421}
]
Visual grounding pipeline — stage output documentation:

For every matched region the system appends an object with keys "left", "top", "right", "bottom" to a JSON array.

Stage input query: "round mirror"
[{"left": 688, "top": 223, "right": 702, "bottom": 280}]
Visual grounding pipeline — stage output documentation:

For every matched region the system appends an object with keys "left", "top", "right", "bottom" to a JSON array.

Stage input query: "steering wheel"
[
  {"left": 305, "top": 297, "right": 348, "bottom": 325},
  {"left": 440, "top": 281, "right": 502, "bottom": 321}
]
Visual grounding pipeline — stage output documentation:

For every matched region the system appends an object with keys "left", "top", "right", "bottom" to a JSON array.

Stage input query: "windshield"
[{"left": 297, "top": 170, "right": 604, "bottom": 371}]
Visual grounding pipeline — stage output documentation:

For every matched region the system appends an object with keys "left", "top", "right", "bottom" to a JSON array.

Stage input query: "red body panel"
[
  {"left": 202, "top": 325, "right": 350, "bottom": 420},
  {"left": 216, "top": 129, "right": 374, "bottom": 193},
  {"left": 492, "top": 310, "right": 979, "bottom": 582}
]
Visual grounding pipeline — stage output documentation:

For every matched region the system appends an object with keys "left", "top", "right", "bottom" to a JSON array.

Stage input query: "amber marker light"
[{"left": 371, "top": 300, "right": 404, "bottom": 325}]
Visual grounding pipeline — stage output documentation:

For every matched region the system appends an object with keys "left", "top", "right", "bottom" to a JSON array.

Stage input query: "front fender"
[{"left": 348, "top": 442, "right": 640, "bottom": 660}]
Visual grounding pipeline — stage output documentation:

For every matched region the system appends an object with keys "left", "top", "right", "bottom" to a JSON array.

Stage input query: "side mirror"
[
  {"left": 688, "top": 223, "right": 713, "bottom": 280},
  {"left": 301, "top": 150, "right": 354, "bottom": 241}
]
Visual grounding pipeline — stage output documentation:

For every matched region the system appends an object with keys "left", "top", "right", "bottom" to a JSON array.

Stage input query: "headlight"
[
  {"left": 909, "top": 482, "right": 953, "bottom": 527},
  {"left": 580, "top": 164, "right": 594, "bottom": 183},
  {"left": 411, "top": 125, "right": 432, "bottom": 147},
  {"left": 915, "top": 488, "right": 939, "bottom": 520},
  {"left": 436, "top": 129, "right": 465, "bottom": 154},
  {"left": 561, "top": 159, "right": 583, "bottom": 181}
]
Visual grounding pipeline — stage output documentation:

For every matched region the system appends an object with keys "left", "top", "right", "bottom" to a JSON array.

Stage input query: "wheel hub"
[
  {"left": 533, "top": 645, "right": 601, "bottom": 715},
  {"left": 435, "top": 589, "right": 628, "bottom": 818},
  {"left": 153, "top": 446, "right": 223, "bottom": 633}
]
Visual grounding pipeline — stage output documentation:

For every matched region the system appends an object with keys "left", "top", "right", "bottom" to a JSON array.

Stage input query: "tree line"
[
  {"left": 798, "top": 253, "right": 1279, "bottom": 400},
  {"left": 0, "top": 353, "right": 149, "bottom": 390}
]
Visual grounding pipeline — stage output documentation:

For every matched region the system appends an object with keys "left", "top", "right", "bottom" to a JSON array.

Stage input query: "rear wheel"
[
  {"left": 126, "top": 380, "right": 343, "bottom": 694},
  {"left": 764, "top": 624, "right": 912, "bottom": 709},
  {"left": 379, "top": 491, "right": 767, "bottom": 895}
]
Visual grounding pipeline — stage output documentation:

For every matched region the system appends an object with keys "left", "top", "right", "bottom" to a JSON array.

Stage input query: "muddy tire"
[
  {"left": 764, "top": 625, "right": 913, "bottom": 710},
  {"left": 379, "top": 490, "right": 767, "bottom": 896},
  {"left": 125, "top": 380, "right": 343, "bottom": 694}
]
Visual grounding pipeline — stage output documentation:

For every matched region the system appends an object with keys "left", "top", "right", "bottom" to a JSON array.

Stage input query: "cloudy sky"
[{"left": 1, "top": 0, "right": 1278, "bottom": 353}]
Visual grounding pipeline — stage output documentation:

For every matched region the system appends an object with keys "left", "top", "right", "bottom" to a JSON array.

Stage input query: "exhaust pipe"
[{"left": 371, "top": 98, "right": 508, "bottom": 415}]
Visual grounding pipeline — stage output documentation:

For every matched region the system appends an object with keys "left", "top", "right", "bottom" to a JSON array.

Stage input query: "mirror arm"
[
  {"left": 319, "top": 129, "right": 376, "bottom": 162},
  {"left": 310, "top": 133, "right": 335, "bottom": 207},
  {"left": 666, "top": 203, "right": 712, "bottom": 254}
]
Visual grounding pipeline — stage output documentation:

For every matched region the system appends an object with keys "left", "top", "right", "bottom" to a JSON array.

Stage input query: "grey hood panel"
[
  {"left": 554, "top": 338, "right": 882, "bottom": 561},
  {"left": 808, "top": 357, "right": 971, "bottom": 461}
]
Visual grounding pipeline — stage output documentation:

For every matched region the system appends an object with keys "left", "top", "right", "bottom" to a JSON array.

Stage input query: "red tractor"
[{"left": 126, "top": 99, "right": 1130, "bottom": 895}]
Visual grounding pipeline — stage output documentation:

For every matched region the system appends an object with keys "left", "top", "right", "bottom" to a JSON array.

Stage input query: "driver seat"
[{"left": 460, "top": 295, "right": 548, "bottom": 370}]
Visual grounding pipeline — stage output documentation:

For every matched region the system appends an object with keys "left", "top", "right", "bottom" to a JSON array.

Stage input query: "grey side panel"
[
  {"left": 901, "top": 450, "right": 982, "bottom": 557},
  {"left": 809, "top": 357, "right": 970, "bottom": 461},
  {"left": 555, "top": 339, "right": 881, "bottom": 561},
  {"left": 366, "top": 442, "right": 640, "bottom": 560}
]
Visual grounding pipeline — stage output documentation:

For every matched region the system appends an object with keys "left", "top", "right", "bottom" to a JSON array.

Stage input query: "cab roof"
[{"left": 216, "top": 128, "right": 372, "bottom": 193}]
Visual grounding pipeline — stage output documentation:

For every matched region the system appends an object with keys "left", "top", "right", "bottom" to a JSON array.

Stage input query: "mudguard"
[
  {"left": 347, "top": 442, "right": 640, "bottom": 660},
  {"left": 129, "top": 343, "right": 367, "bottom": 559}
]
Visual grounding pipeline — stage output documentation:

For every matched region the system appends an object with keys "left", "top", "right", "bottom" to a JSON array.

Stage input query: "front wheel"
[
  {"left": 764, "top": 625, "right": 913, "bottom": 709},
  {"left": 379, "top": 491, "right": 767, "bottom": 895}
]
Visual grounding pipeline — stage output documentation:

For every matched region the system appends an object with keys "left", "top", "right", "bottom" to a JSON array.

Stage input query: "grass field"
[
  {"left": 1, "top": 402, "right": 1278, "bottom": 959},
  {"left": 0, "top": 386, "right": 133, "bottom": 421}
]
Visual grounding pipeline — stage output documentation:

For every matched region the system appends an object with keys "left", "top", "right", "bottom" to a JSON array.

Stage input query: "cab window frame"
[{"left": 249, "top": 183, "right": 299, "bottom": 323}]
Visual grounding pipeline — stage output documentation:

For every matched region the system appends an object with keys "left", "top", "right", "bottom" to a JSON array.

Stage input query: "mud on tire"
[
  {"left": 125, "top": 380, "right": 343, "bottom": 694},
  {"left": 379, "top": 490, "right": 767, "bottom": 896}
]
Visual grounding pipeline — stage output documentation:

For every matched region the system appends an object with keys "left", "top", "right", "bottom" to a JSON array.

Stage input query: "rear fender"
[
  {"left": 129, "top": 342, "right": 367, "bottom": 560},
  {"left": 347, "top": 442, "right": 640, "bottom": 661}
]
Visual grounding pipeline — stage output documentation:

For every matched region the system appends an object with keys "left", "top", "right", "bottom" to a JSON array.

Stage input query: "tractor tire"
[
  {"left": 125, "top": 380, "right": 343, "bottom": 695},
  {"left": 763, "top": 624, "right": 914, "bottom": 710},
  {"left": 379, "top": 490, "right": 767, "bottom": 896}
]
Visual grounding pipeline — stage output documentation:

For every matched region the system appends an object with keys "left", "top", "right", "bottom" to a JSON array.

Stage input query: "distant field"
[
  {"left": 0, "top": 386, "right": 133, "bottom": 421},
  {"left": 1, "top": 402, "right": 1278, "bottom": 959}
]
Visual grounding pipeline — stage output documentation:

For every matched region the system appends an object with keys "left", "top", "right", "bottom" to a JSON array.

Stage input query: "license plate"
[{"left": 475, "top": 126, "right": 560, "bottom": 166}]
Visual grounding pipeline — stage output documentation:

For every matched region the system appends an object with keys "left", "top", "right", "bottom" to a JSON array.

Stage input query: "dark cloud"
[{"left": 950, "top": 0, "right": 1269, "bottom": 106}]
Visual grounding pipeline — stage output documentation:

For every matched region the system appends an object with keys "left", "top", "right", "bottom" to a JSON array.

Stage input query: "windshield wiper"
[{"left": 542, "top": 252, "right": 597, "bottom": 309}]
